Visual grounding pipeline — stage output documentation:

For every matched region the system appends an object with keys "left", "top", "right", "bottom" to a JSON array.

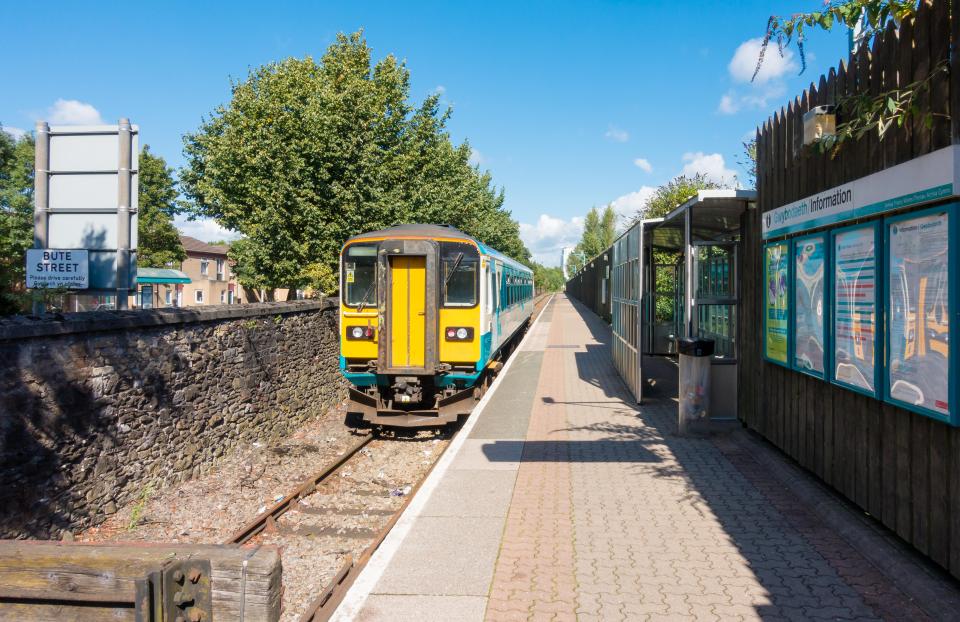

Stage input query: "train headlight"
[
  {"left": 444, "top": 327, "right": 474, "bottom": 341},
  {"left": 347, "top": 326, "right": 375, "bottom": 340}
]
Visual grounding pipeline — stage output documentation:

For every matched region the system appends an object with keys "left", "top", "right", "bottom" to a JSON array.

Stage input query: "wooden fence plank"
[
  {"left": 929, "top": 422, "right": 950, "bottom": 569},
  {"left": 913, "top": 1, "right": 933, "bottom": 159}
]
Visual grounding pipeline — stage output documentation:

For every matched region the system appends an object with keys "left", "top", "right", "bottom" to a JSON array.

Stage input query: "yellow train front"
[{"left": 339, "top": 224, "right": 534, "bottom": 427}]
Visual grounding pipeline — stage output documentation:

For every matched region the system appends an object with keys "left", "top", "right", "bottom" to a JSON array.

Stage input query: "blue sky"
[{"left": 1, "top": 1, "right": 848, "bottom": 265}]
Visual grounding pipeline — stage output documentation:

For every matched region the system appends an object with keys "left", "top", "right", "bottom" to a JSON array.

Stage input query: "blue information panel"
[
  {"left": 793, "top": 235, "right": 826, "bottom": 375},
  {"left": 833, "top": 226, "right": 878, "bottom": 395},
  {"left": 887, "top": 210, "right": 950, "bottom": 417}
]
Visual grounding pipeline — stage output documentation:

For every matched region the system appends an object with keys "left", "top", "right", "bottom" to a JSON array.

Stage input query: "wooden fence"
[
  {"left": 565, "top": 253, "right": 612, "bottom": 323},
  {"left": 742, "top": 0, "right": 960, "bottom": 580}
]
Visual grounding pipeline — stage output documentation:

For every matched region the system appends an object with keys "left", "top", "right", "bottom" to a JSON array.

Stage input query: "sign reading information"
[
  {"left": 763, "top": 145, "right": 957, "bottom": 239},
  {"left": 887, "top": 211, "right": 950, "bottom": 416},
  {"left": 833, "top": 227, "right": 877, "bottom": 394},
  {"left": 764, "top": 242, "right": 789, "bottom": 363},
  {"left": 26, "top": 249, "right": 89, "bottom": 289},
  {"left": 794, "top": 236, "right": 826, "bottom": 375}
]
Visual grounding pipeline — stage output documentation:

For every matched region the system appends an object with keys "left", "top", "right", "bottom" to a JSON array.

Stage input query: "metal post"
[
  {"left": 635, "top": 221, "right": 645, "bottom": 404},
  {"left": 684, "top": 207, "right": 694, "bottom": 338},
  {"left": 116, "top": 119, "right": 132, "bottom": 310},
  {"left": 32, "top": 121, "right": 50, "bottom": 315}
]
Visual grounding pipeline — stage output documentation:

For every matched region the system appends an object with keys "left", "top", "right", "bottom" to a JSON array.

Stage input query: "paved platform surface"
[{"left": 334, "top": 295, "right": 960, "bottom": 621}]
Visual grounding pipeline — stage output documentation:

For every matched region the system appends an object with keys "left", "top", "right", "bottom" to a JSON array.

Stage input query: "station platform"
[{"left": 333, "top": 295, "right": 958, "bottom": 622}]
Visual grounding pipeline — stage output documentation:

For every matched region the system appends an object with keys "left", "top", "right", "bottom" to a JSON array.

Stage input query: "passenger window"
[
  {"left": 344, "top": 245, "right": 377, "bottom": 306},
  {"left": 444, "top": 260, "right": 478, "bottom": 306}
]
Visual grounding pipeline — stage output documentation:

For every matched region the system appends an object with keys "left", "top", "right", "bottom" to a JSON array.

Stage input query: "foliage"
[
  {"left": 755, "top": 1, "right": 941, "bottom": 150},
  {"left": 568, "top": 205, "right": 617, "bottom": 274},
  {"left": 181, "top": 31, "right": 529, "bottom": 294},
  {"left": 818, "top": 60, "right": 949, "bottom": 153},
  {"left": 738, "top": 138, "right": 757, "bottom": 188},
  {"left": 532, "top": 262, "right": 565, "bottom": 292},
  {"left": 0, "top": 130, "right": 35, "bottom": 315},
  {"left": 127, "top": 483, "right": 154, "bottom": 531},
  {"left": 754, "top": 0, "right": 916, "bottom": 79},
  {"left": 630, "top": 173, "right": 722, "bottom": 223},
  {"left": 137, "top": 146, "right": 186, "bottom": 268}
]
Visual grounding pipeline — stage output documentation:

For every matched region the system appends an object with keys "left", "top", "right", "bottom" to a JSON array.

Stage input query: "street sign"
[
  {"left": 32, "top": 120, "right": 138, "bottom": 309},
  {"left": 26, "top": 249, "right": 89, "bottom": 289}
]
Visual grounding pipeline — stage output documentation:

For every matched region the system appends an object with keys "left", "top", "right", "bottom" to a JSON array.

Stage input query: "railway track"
[{"left": 233, "top": 293, "right": 552, "bottom": 622}]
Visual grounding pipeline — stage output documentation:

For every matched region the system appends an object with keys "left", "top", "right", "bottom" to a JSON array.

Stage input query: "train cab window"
[
  {"left": 343, "top": 245, "right": 378, "bottom": 307},
  {"left": 441, "top": 242, "right": 480, "bottom": 307}
]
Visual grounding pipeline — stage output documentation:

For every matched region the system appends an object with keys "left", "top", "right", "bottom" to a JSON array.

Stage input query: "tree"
[
  {"left": 572, "top": 204, "right": 617, "bottom": 267},
  {"left": 738, "top": 138, "right": 757, "bottom": 188},
  {"left": 532, "top": 262, "right": 565, "bottom": 292},
  {"left": 0, "top": 130, "right": 35, "bottom": 315},
  {"left": 137, "top": 146, "right": 186, "bottom": 268},
  {"left": 181, "top": 31, "right": 530, "bottom": 294},
  {"left": 629, "top": 173, "right": 721, "bottom": 223}
]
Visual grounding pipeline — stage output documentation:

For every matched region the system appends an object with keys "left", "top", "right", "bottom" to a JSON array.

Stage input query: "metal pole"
[
  {"left": 636, "top": 221, "right": 645, "bottom": 404},
  {"left": 32, "top": 121, "right": 50, "bottom": 315},
  {"left": 116, "top": 119, "right": 132, "bottom": 310},
  {"left": 684, "top": 207, "right": 694, "bottom": 338}
]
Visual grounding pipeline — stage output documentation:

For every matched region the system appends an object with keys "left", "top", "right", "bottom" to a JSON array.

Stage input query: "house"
[{"left": 178, "top": 236, "right": 236, "bottom": 306}]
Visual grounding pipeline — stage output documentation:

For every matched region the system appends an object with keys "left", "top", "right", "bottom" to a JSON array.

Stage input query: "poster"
[
  {"left": 833, "top": 227, "right": 877, "bottom": 393},
  {"left": 887, "top": 211, "right": 950, "bottom": 416},
  {"left": 764, "top": 242, "right": 789, "bottom": 363},
  {"left": 794, "top": 236, "right": 825, "bottom": 374}
]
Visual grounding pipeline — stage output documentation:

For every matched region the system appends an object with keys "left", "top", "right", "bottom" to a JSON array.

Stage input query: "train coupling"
[
  {"left": 392, "top": 376, "right": 423, "bottom": 404},
  {"left": 347, "top": 384, "right": 476, "bottom": 428}
]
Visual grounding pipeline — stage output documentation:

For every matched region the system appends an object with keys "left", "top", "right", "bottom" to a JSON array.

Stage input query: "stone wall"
[{"left": 0, "top": 300, "right": 346, "bottom": 539}]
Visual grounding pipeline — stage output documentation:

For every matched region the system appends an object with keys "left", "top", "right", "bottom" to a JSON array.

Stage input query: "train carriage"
[{"left": 339, "top": 224, "right": 534, "bottom": 427}]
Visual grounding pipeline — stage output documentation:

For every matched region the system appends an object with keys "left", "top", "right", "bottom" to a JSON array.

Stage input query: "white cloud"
[
  {"left": 728, "top": 37, "right": 798, "bottom": 84},
  {"left": 604, "top": 125, "right": 629, "bottom": 142},
  {"left": 718, "top": 81, "right": 787, "bottom": 116},
  {"left": 718, "top": 93, "right": 739, "bottom": 115},
  {"left": 174, "top": 216, "right": 239, "bottom": 243},
  {"left": 46, "top": 99, "right": 104, "bottom": 125},
  {"left": 432, "top": 85, "right": 446, "bottom": 96},
  {"left": 468, "top": 147, "right": 486, "bottom": 166},
  {"left": 519, "top": 214, "right": 585, "bottom": 266},
  {"left": 609, "top": 186, "right": 656, "bottom": 222},
  {"left": 681, "top": 152, "right": 738, "bottom": 186},
  {"left": 1, "top": 125, "right": 26, "bottom": 140},
  {"left": 632, "top": 157, "right": 652, "bottom": 173}
]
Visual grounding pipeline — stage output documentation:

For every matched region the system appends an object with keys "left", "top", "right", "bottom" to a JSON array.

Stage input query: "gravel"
[{"left": 79, "top": 400, "right": 452, "bottom": 620}]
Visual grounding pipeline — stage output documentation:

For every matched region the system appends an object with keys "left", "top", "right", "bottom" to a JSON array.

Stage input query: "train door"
[{"left": 388, "top": 255, "right": 427, "bottom": 368}]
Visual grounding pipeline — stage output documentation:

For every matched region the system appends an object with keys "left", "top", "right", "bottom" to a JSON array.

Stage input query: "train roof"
[{"left": 344, "top": 224, "right": 532, "bottom": 274}]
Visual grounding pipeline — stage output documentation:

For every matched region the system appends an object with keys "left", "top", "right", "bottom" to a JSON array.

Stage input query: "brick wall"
[{"left": 0, "top": 300, "right": 346, "bottom": 539}]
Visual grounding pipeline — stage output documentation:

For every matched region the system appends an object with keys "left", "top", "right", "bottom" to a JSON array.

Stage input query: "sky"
[{"left": 0, "top": 1, "right": 849, "bottom": 266}]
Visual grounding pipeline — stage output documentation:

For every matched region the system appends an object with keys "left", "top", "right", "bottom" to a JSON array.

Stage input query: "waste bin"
[{"left": 677, "top": 337, "right": 714, "bottom": 434}]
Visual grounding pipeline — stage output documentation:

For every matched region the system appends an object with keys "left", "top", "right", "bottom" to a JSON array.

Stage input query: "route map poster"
[
  {"left": 764, "top": 242, "right": 789, "bottom": 363},
  {"left": 794, "top": 236, "right": 825, "bottom": 374},
  {"left": 887, "top": 211, "right": 950, "bottom": 416},
  {"left": 833, "top": 227, "right": 877, "bottom": 394}
]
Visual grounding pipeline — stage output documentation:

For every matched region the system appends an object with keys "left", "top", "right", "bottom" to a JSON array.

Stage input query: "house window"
[
  {"left": 200, "top": 259, "right": 209, "bottom": 277},
  {"left": 220, "top": 290, "right": 226, "bottom": 303},
  {"left": 216, "top": 259, "right": 225, "bottom": 281},
  {"left": 165, "top": 289, "right": 172, "bottom": 305},
  {"left": 195, "top": 290, "right": 204, "bottom": 304}
]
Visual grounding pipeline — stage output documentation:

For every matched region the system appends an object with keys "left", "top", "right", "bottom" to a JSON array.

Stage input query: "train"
[{"left": 339, "top": 224, "right": 535, "bottom": 427}]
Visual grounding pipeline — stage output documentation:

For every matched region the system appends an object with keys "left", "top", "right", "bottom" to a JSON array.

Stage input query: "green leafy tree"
[
  {"left": 738, "top": 138, "right": 757, "bottom": 188},
  {"left": 137, "top": 146, "right": 186, "bottom": 267},
  {"left": 573, "top": 204, "right": 617, "bottom": 266},
  {"left": 0, "top": 130, "right": 35, "bottom": 315},
  {"left": 630, "top": 173, "right": 721, "bottom": 222},
  {"left": 181, "top": 31, "right": 529, "bottom": 295},
  {"left": 532, "top": 262, "right": 565, "bottom": 292}
]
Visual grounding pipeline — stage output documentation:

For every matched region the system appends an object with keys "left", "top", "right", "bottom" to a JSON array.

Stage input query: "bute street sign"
[{"left": 30, "top": 119, "right": 138, "bottom": 309}]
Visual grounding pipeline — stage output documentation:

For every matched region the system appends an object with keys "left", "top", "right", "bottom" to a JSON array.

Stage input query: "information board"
[
  {"left": 833, "top": 226, "right": 878, "bottom": 394},
  {"left": 25, "top": 249, "right": 89, "bottom": 289},
  {"left": 793, "top": 235, "right": 826, "bottom": 375},
  {"left": 764, "top": 242, "right": 789, "bottom": 364},
  {"left": 887, "top": 210, "right": 950, "bottom": 416}
]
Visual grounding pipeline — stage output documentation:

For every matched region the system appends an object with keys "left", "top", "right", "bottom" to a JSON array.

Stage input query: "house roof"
[
  {"left": 137, "top": 268, "right": 191, "bottom": 284},
  {"left": 180, "top": 235, "right": 229, "bottom": 256}
]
